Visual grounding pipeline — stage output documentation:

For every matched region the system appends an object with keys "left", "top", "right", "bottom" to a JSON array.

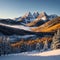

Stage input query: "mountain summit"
[
  {"left": 33, "top": 11, "right": 39, "bottom": 18},
  {"left": 26, "top": 12, "right": 58, "bottom": 27},
  {"left": 13, "top": 12, "right": 58, "bottom": 26},
  {"left": 23, "top": 12, "right": 33, "bottom": 18}
]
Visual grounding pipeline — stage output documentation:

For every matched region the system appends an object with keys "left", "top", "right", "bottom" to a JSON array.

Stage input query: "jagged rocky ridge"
[{"left": 0, "top": 12, "right": 58, "bottom": 26}]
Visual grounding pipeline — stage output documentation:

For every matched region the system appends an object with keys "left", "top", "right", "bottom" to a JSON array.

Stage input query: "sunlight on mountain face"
[
  {"left": 33, "top": 24, "right": 60, "bottom": 32},
  {"left": 26, "top": 12, "right": 48, "bottom": 27},
  {"left": 31, "top": 17, "right": 60, "bottom": 32}
]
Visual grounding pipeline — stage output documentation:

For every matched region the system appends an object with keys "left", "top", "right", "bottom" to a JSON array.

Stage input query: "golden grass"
[{"left": 32, "top": 23, "right": 60, "bottom": 32}]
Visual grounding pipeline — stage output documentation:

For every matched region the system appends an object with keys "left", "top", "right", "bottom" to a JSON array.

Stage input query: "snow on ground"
[
  {"left": 0, "top": 23, "right": 31, "bottom": 31},
  {"left": 27, "top": 49, "right": 60, "bottom": 56},
  {"left": 0, "top": 49, "right": 60, "bottom": 60}
]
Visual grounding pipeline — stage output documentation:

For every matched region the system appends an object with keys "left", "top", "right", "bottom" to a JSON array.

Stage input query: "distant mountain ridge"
[
  {"left": 26, "top": 12, "right": 58, "bottom": 27},
  {"left": 0, "top": 12, "right": 58, "bottom": 26},
  {"left": 13, "top": 12, "right": 58, "bottom": 26}
]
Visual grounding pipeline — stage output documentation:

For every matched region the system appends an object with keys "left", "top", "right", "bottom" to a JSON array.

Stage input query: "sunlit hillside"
[{"left": 31, "top": 17, "right": 60, "bottom": 32}]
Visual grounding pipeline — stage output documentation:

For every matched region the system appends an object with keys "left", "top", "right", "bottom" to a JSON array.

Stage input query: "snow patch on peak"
[
  {"left": 33, "top": 12, "right": 39, "bottom": 18},
  {"left": 41, "top": 16, "right": 47, "bottom": 20}
]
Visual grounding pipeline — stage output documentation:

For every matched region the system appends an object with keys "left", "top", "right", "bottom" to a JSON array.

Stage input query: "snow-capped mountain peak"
[
  {"left": 33, "top": 11, "right": 39, "bottom": 18},
  {"left": 40, "top": 12, "right": 47, "bottom": 16},
  {"left": 23, "top": 12, "right": 33, "bottom": 18},
  {"left": 13, "top": 12, "right": 58, "bottom": 26},
  {"left": 36, "top": 12, "right": 48, "bottom": 21}
]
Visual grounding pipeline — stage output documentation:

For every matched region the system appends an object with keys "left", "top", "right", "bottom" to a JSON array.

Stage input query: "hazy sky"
[{"left": 0, "top": 0, "right": 60, "bottom": 18}]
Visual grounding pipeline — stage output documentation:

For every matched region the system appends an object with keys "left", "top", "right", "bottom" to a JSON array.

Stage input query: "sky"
[{"left": 0, "top": 0, "right": 60, "bottom": 19}]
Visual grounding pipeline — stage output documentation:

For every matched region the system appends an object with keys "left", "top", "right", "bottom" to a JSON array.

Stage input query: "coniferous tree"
[
  {"left": 36, "top": 43, "right": 40, "bottom": 51},
  {"left": 51, "top": 29, "right": 60, "bottom": 49},
  {"left": 43, "top": 40, "right": 48, "bottom": 50}
]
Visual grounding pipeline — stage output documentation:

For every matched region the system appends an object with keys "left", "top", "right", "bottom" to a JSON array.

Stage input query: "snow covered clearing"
[
  {"left": 27, "top": 49, "right": 60, "bottom": 56},
  {"left": 0, "top": 49, "right": 60, "bottom": 60}
]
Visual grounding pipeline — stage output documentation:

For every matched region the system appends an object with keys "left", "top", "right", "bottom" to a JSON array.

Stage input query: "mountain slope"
[
  {"left": 26, "top": 12, "right": 58, "bottom": 27},
  {"left": 0, "top": 24, "right": 35, "bottom": 35},
  {"left": 16, "top": 12, "right": 35, "bottom": 24},
  {"left": 26, "top": 12, "right": 48, "bottom": 27},
  {"left": 0, "top": 23, "right": 31, "bottom": 31},
  {"left": 0, "top": 23, "right": 54, "bottom": 36},
  {"left": 31, "top": 17, "right": 60, "bottom": 32},
  {"left": 0, "top": 19, "right": 22, "bottom": 25}
]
